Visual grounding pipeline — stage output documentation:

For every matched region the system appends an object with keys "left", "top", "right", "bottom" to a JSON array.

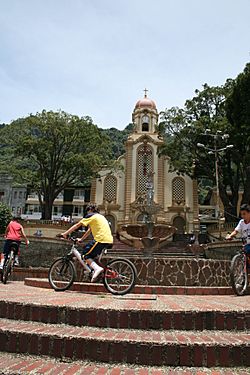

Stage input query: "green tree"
[
  {"left": 159, "top": 81, "right": 242, "bottom": 221},
  {"left": 0, "top": 110, "right": 111, "bottom": 219},
  {"left": 101, "top": 123, "right": 133, "bottom": 159},
  {"left": 226, "top": 63, "right": 250, "bottom": 205},
  {"left": 0, "top": 202, "right": 12, "bottom": 235}
]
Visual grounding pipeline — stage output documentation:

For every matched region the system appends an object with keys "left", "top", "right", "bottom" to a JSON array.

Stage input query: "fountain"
[{"left": 118, "top": 172, "right": 176, "bottom": 256}]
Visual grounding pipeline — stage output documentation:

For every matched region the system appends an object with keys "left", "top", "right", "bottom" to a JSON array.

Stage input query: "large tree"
[
  {"left": 0, "top": 202, "right": 12, "bottom": 235},
  {"left": 226, "top": 63, "right": 250, "bottom": 205},
  {"left": 0, "top": 110, "right": 111, "bottom": 219},
  {"left": 158, "top": 80, "right": 243, "bottom": 222},
  {"left": 100, "top": 123, "right": 133, "bottom": 159}
]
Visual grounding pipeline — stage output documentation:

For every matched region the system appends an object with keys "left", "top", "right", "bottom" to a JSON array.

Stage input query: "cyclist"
[
  {"left": 61, "top": 204, "right": 113, "bottom": 282},
  {"left": 227, "top": 204, "right": 250, "bottom": 261},
  {"left": 0, "top": 216, "right": 29, "bottom": 269}
]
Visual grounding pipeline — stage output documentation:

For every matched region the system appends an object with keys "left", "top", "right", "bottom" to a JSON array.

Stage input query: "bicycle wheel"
[
  {"left": 2, "top": 257, "right": 12, "bottom": 284},
  {"left": 230, "top": 253, "right": 248, "bottom": 296},
  {"left": 103, "top": 258, "right": 137, "bottom": 295},
  {"left": 48, "top": 258, "right": 76, "bottom": 291}
]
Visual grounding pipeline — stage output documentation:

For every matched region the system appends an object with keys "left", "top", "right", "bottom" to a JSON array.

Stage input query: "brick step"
[
  {"left": 2, "top": 294, "right": 250, "bottom": 331},
  {"left": 0, "top": 318, "right": 249, "bottom": 367},
  {"left": 0, "top": 352, "right": 247, "bottom": 375},
  {"left": 24, "top": 277, "right": 234, "bottom": 295}
]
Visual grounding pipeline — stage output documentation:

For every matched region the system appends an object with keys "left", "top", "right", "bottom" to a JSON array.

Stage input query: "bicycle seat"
[{"left": 9, "top": 242, "right": 19, "bottom": 251}]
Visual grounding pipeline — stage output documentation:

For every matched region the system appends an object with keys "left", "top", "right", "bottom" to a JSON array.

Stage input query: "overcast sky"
[{"left": 0, "top": 0, "right": 249, "bottom": 129}]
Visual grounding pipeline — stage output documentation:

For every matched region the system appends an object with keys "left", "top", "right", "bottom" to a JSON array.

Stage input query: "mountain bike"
[
  {"left": 230, "top": 244, "right": 250, "bottom": 296},
  {"left": 1, "top": 241, "right": 21, "bottom": 284},
  {"left": 48, "top": 236, "right": 137, "bottom": 295}
]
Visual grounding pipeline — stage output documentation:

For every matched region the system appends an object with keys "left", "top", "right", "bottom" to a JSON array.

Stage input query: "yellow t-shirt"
[{"left": 80, "top": 213, "right": 113, "bottom": 244}]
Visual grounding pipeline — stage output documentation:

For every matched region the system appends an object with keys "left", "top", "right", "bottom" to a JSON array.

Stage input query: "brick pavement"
[
  {"left": 0, "top": 282, "right": 249, "bottom": 368},
  {"left": 0, "top": 352, "right": 249, "bottom": 374},
  {"left": 24, "top": 277, "right": 234, "bottom": 295}
]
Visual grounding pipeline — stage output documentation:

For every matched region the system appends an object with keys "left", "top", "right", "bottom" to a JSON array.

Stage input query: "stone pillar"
[
  {"left": 90, "top": 179, "right": 97, "bottom": 203},
  {"left": 157, "top": 155, "right": 164, "bottom": 207},
  {"left": 192, "top": 178, "right": 200, "bottom": 231},
  {"left": 124, "top": 141, "right": 133, "bottom": 221}
]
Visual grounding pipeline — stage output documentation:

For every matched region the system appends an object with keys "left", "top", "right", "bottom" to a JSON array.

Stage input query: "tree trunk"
[
  {"left": 41, "top": 196, "right": 54, "bottom": 220},
  {"left": 219, "top": 184, "right": 239, "bottom": 222},
  {"left": 241, "top": 166, "right": 250, "bottom": 205}
]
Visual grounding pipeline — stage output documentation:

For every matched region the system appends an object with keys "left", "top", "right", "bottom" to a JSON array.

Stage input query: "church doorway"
[{"left": 173, "top": 216, "right": 186, "bottom": 234}]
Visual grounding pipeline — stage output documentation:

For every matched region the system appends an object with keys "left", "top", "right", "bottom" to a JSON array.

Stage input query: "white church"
[{"left": 90, "top": 91, "right": 200, "bottom": 234}]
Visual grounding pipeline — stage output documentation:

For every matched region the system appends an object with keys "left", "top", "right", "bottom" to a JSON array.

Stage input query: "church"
[{"left": 90, "top": 91, "right": 200, "bottom": 235}]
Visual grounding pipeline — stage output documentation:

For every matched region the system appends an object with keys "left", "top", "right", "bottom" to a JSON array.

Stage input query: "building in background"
[
  {"left": 91, "top": 92, "right": 200, "bottom": 234},
  {"left": 0, "top": 175, "right": 27, "bottom": 216}
]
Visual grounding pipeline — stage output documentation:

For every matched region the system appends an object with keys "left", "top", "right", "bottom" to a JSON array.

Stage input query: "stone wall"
[
  {"left": 129, "top": 258, "right": 230, "bottom": 287},
  {"left": 205, "top": 241, "right": 241, "bottom": 260},
  {"left": 0, "top": 237, "right": 231, "bottom": 286}
]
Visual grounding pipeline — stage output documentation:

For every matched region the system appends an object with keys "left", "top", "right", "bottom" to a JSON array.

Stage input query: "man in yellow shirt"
[{"left": 61, "top": 204, "right": 113, "bottom": 282}]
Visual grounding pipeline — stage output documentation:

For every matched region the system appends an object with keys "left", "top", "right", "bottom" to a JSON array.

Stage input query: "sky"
[{"left": 0, "top": 0, "right": 250, "bottom": 129}]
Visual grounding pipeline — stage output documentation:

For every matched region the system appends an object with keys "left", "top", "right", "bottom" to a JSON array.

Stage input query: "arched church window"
[
  {"left": 104, "top": 176, "right": 117, "bottom": 203},
  {"left": 137, "top": 213, "right": 145, "bottom": 223},
  {"left": 172, "top": 177, "right": 185, "bottom": 205},
  {"left": 141, "top": 115, "right": 149, "bottom": 132},
  {"left": 137, "top": 143, "right": 153, "bottom": 195}
]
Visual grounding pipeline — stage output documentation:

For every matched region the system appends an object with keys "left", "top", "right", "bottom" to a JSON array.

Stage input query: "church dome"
[{"left": 135, "top": 90, "right": 157, "bottom": 110}]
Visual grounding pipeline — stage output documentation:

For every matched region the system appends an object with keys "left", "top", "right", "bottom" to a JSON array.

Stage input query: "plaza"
[{"left": 0, "top": 282, "right": 249, "bottom": 373}]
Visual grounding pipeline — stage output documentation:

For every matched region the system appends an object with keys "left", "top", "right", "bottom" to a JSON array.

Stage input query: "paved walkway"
[
  {"left": 0, "top": 282, "right": 249, "bottom": 312},
  {"left": 0, "top": 352, "right": 249, "bottom": 374}
]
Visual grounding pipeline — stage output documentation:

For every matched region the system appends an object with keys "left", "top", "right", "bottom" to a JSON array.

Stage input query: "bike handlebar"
[{"left": 56, "top": 234, "right": 78, "bottom": 243}]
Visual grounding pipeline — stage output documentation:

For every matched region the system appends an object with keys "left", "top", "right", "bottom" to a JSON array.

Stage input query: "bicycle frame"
[
  {"left": 4, "top": 250, "right": 15, "bottom": 267},
  {"left": 65, "top": 241, "right": 118, "bottom": 280}
]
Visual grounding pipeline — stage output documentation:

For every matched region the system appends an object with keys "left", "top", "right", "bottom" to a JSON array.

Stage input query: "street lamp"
[{"left": 197, "top": 131, "right": 233, "bottom": 238}]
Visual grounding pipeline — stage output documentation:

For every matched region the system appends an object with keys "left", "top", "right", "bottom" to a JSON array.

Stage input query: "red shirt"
[{"left": 6, "top": 221, "right": 23, "bottom": 241}]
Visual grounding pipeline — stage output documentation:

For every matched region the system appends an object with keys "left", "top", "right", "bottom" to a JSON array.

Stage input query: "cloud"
[{"left": 0, "top": 0, "right": 249, "bottom": 128}]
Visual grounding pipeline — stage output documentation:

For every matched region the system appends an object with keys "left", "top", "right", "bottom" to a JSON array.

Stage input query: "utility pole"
[{"left": 197, "top": 130, "right": 233, "bottom": 239}]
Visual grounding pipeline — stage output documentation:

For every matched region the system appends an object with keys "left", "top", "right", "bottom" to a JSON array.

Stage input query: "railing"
[
  {"left": 207, "top": 222, "right": 238, "bottom": 233},
  {"left": 27, "top": 194, "right": 40, "bottom": 199},
  {"left": 73, "top": 195, "right": 85, "bottom": 200},
  {"left": 55, "top": 194, "right": 63, "bottom": 200},
  {"left": 199, "top": 205, "right": 217, "bottom": 221}
]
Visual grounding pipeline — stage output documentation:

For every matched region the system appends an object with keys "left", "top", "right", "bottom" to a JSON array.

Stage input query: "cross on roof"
[{"left": 144, "top": 88, "right": 148, "bottom": 98}]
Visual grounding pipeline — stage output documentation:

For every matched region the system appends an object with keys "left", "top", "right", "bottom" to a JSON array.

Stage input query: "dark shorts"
[
  {"left": 244, "top": 244, "right": 250, "bottom": 255},
  {"left": 3, "top": 240, "right": 20, "bottom": 257},
  {"left": 82, "top": 240, "right": 110, "bottom": 260}
]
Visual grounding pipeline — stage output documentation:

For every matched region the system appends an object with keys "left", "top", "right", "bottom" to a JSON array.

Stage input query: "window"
[
  {"left": 104, "top": 176, "right": 117, "bottom": 203},
  {"left": 14, "top": 191, "right": 17, "bottom": 199},
  {"left": 73, "top": 206, "right": 83, "bottom": 216},
  {"left": 19, "top": 191, "right": 22, "bottom": 199},
  {"left": 0, "top": 192, "right": 4, "bottom": 202},
  {"left": 142, "top": 115, "right": 149, "bottom": 132},
  {"left": 137, "top": 144, "right": 153, "bottom": 195},
  {"left": 172, "top": 177, "right": 185, "bottom": 205}
]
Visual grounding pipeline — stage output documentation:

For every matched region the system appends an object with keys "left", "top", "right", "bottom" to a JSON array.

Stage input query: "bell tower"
[{"left": 132, "top": 89, "right": 158, "bottom": 134}]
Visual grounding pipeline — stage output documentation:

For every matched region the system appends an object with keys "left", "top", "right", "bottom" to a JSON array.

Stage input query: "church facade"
[{"left": 90, "top": 92, "right": 200, "bottom": 234}]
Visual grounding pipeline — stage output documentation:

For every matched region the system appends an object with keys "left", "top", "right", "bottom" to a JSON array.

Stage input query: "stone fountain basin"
[{"left": 120, "top": 224, "right": 175, "bottom": 241}]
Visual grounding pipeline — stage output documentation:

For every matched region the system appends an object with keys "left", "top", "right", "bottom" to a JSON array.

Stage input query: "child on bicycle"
[
  {"left": 227, "top": 204, "right": 250, "bottom": 258},
  {"left": 0, "top": 216, "right": 29, "bottom": 269},
  {"left": 61, "top": 204, "right": 113, "bottom": 282}
]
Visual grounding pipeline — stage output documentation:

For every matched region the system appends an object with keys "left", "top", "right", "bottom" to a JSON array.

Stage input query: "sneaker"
[
  {"left": 14, "top": 257, "right": 19, "bottom": 266},
  {"left": 91, "top": 267, "right": 104, "bottom": 283}
]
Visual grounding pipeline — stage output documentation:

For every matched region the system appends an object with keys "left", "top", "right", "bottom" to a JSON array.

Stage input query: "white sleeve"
[{"left": 235, "top": 220, "right": 242, "bottom": 233}]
